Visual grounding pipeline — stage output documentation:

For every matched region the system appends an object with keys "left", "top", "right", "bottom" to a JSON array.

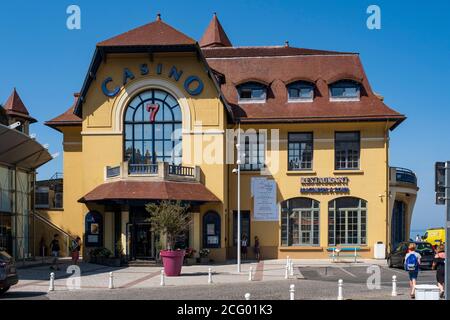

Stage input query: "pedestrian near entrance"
[
  {"left": 50, "top": 234, "right": 61, "bottom": 270},
  {"left": 432, "top": 244, "right": 446, "bottom": 299},
  {"left": 254, "top": 236, "right": 261, "bottom": 262},
  {"left": 404, "top": 243, "right": 421, "bottom": 299},
  {"left": 241, "top": 234, "right": 248, "bottom": 260},
  {"left": 70, "top": 236, "right": 82, "bottom": 265}
]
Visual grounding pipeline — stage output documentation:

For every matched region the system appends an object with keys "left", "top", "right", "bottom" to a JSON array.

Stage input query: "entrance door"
[
  {"left": 392, "top": 201, "right": 406, "bottom": 249},
  {"left": 132, "top": 224, "right": 154, "bottom": 260}
]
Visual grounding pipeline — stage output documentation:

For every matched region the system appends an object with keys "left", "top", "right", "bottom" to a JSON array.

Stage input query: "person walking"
[
  {"left": 254, "top": 236, "right": 261, "bottom": 262},
  {"left": 404, "top": 243, "right": 421, "bottom": 299},
  {"left": 70, "top": 236, "right": 82, "bottom": 265},
  {"left": 241, "top": 234, "right": 248, "bottom": 260},
  {"left": 50, "top": 234, "right": 61, "bottom": 270},
  {"left": 432, "top": 244, "right": 446, "bottom": 299}
]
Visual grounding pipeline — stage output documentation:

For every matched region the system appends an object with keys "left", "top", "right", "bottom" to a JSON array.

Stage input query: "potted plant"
[
  {"left": 199, "top": 249, "right": 210, "bottom": 264},
  {"left": 146, "top": 200, "right": 191, "bottom": 276},
  {"left": 185, "top": 248, "right": 197, "bottom": 265}
]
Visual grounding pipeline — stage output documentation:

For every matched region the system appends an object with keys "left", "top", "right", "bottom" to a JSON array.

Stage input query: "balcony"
[
  {"left": 105, "top": 161, "right": 200, "bottom": 182},
  {"left": 390, "top": 167, "right": 418, "bottom": 189}
]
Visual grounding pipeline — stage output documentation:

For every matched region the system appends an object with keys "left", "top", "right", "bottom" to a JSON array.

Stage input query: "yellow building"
[{"left": 41, "top": 14, "right": 418, "bottom": 262}]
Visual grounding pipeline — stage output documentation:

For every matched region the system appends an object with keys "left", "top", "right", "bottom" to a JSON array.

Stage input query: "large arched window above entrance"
[
  {"left": 124, "top": 89, "right": 182, "bottom": 165},
  {"left": 203, "top": 211, "right": 221, "bottom": 248},
  {"left": 328, "top": 197, "right": 367, "bottom": 246},
  {"left": 281, "top": 197, "right": 320, "bottom": 247}
]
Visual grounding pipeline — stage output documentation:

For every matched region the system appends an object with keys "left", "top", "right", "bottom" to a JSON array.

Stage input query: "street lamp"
[{"left": 234, "top": 123, "right": 242, "bottom": 273}]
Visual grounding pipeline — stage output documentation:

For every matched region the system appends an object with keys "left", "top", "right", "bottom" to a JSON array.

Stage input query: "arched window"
[
  {"left": 237, "top": 82, "right": 267, "bottom": 102},
  {"left": 124, "top": 89, "right": 182, "bottom": 165},
  {"left": 281, "top": 197, "right": 320, "bottom": 246},
  {"left": 329, "top": 80, "right": 361, "bottom": 100},
  {"left": 203, "top": 211, "right": 221, "bottom": 248},
  {"left": 328, "top": 197, "right": 367, "bottom": 245},
  {"left": 287, "top": 81, "right": 314, "bottom": 102}
]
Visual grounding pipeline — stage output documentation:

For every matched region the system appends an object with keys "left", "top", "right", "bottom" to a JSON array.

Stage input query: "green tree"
[{"left": 145, "top": 200, "right": 191, "bottom": 250}]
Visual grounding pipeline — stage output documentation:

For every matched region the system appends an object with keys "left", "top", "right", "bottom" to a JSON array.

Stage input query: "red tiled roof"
[
  {"left": 3, "top": 88, "right": 37, "bottom": 123},
  {"left": 202, "top": 46, "right": 353, "bottom": 58},
  {"left": 78, "top": 180, "right": 220, "bottom": 203},
  {"left": 97, "top": 15, "right": 196, "bottom": 47},
  {"left": 45, "top": 93, "right": 82, "bottom": 131},
  {"left": 199, "top": 13, "right": 232, "bottom": 48},
  {"left": 205, "top": 50, "right": 405, "bottom": 125}
]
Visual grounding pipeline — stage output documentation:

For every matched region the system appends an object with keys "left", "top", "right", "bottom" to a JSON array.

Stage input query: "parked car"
[
  {"left": 387, "top": 241, "right": 434, "bottom": 270},
  {"left": 0, "top": 249, "right": 18, "bottom": 295}
]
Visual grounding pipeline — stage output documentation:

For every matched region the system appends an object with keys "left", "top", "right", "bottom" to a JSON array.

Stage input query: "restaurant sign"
[{"left": 300, "top": 177, "right": 350, "bottom": 194}]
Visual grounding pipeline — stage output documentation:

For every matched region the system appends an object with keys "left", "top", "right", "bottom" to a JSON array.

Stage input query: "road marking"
[
  {"left": 119, "top": 270, "right": 161, "bottom": 288},
  {"left": 337, "top": 267, "right": 357, "bottom": 278},
  {"left": 381, "top": 266, "right": 405, "bottom": 275}
]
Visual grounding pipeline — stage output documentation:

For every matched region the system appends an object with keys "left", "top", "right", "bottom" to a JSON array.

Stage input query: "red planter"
[{"left": 160, "top": 250, "right": 186, "bottom": 276}]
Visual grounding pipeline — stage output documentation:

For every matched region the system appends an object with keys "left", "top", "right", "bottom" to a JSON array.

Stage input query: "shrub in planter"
[
  {"left": 146, "top": 200, "right": 191, "bottom": 276},
  {"left": 199, "top": 249, "right": 210, "bottom": 264}
]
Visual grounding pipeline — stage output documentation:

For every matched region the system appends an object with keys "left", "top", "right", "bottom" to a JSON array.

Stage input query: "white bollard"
[
  {"left": 248, "top": 267, "right": 253, "bottom": 281},
  {"left": 392, "top": 275, "right": 397, "bottom": 297},
  {"left": 289, "top": 262, "right": 294, "bottom": 276},
  {"left": 285, "top": 265, "right": 289, "bottom": 279},
  {"left": 245, "top": 293, "right": 251, "bottom": 300},
  {"left": 48, "top": 272, "right": 55, "bottom": 292},
  {"left": 208, "top": 268, "right": 213, "bottom": 284},
  {"left": 160, "top": 269, "right": 165, "bottom": 286},
  {"left": 289, "top": 284, "right": 295, "bottom": 300},
  {"left": 337, "top": 279, "right": 344, "bottom": 300},
  {"left": 109, "top": 272, "right": 114, "bottom": 289},
  {"left": 286, "top": 256, "right": 290, "bottom": 268}
]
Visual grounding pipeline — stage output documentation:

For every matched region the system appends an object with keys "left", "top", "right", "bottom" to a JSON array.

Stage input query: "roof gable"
[
  {"left": 3, "top": 88, "right": 37, "bottom": 123},
  {"left": 97, "top": 15, "right": 196, "bottom": 47}
]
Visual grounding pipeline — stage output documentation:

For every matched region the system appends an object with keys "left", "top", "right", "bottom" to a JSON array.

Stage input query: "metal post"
[
  {"left": 48, "top": 272, "right": 55, "bottom": 292},
  {"left": 160, "top": 269, "right": 165, "bottom": 286},
  {"left": 337, "top": 279, "right": 343, "bottom": 300},
  {"left": 108, "top": 272, "right": 114, "bottom": 289},
  {"left": 289, "top": 284, "right": 295, "bottom": 300},
  {"left": 285, "top": 265, "right": 289, "bottom": 279},
  {"left": 208, "top": 268, "right": 213, "bottom": 284},
  {"left": 236, "top": 123, "right": 241, "bottom": 273},
  {"left": 290, "top": 262, "right": 294, "bottom": 276},
  {"left": 392, "top": 275, "right": 397, "bottom": 297},
  {"left": 445, "top": 161, "right": 450, "bottom": 300},
  {"left": 248, "top": 266, "right": 253, "bottom": 281}
]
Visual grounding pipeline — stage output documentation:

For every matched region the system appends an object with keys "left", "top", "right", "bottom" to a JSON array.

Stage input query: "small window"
[
  {"left": 288, "top": 133, "right": 313, "bottom": 170},
  {"left": 35, "top": 187, "right": 50, "bottom": 209},
  {"left": 242, "top": 132, "right": 266, "bottom": 171},
  {"left": 330, "top": 80, "right": 360, "bottom": 100},
  {"left": 335, "top": 132, "right": 360, "bottom": 170},
  {"left": 287, "top": 82, "right": 314, "bottom": 101},
  {"left": 203, "top": 211, "right": 221, "bottom": 248},
  {"left": 237, "top": 82, "right": 267, "bottom": 102}
]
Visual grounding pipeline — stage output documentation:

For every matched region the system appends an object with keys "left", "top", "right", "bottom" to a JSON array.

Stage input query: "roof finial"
[
  {"left": 156, "top": 13, "right": 161, "bottom": 21},
  {"left": 213, "top": 12, "right": 217, "bottom": 16},
  {"left": 284, "top": 40, "right": 290, "bottom": 47}
]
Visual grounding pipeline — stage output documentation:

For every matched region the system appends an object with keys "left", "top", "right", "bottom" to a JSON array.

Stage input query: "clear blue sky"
[{"left": 1, "top": 1, "right": 449, "bottom": 230}]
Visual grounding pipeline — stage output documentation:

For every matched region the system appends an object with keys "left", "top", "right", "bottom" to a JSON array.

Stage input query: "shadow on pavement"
[{"left": 0, "top": 291, "right": 48, "bottom": 300}]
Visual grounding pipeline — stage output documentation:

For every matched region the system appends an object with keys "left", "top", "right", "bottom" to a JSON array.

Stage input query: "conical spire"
[
  {"left": 199, "top": 13, "right": 232, "bottom": 48},
  {"left": 4, "top": 88, "right": 30, "bottom": 116}
]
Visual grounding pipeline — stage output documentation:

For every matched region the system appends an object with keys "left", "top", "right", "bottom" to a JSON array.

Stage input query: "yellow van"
[{"left": 422, "top": 228, "right": 446, "bottom": 245}]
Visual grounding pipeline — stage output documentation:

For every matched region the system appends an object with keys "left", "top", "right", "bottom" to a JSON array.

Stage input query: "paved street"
[{"left": 0, "top": 259, "right": 439, "bottom": 300}]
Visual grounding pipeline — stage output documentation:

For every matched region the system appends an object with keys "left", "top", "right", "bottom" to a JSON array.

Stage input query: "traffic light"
[{"left": 435, "top": 162, "right": 446, "bottom": 205}]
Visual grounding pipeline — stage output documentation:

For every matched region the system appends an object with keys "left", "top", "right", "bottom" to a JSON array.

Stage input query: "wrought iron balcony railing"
[{"left": 390, "top": 167, "right": 417, "bottom": 185}]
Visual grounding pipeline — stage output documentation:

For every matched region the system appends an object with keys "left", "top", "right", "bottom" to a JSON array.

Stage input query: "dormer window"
[
  {"left": 330, "top": 80, "right": 361, "bottom": 101},
  {"left": 287, "top": 81, "right": 314, "bottom": 102},
  {"left": 237, "top": 82, "right": 267, "bottom": 103}
]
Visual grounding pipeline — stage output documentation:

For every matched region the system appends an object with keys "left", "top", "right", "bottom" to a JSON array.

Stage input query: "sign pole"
[
  {"left": 445, "top": 161, "right": 450, "bottom": 300},
  {"left": 236, "top": 123, "right": 241, "bottom": 273}
]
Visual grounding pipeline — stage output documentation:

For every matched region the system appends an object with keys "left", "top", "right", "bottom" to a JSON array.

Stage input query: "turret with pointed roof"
[
  {"left": 199, "top": 13, "right": 232, "bottom": 48},
  {"left": 3, "top": 88, "right": 37, "bottom": 134}
]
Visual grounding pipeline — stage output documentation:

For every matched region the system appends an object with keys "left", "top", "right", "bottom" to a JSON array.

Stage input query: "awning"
[
  {"left": 78, "top": 180, "right": 220, "bottom": 204},
  {"left": 0, "top": 124, "right": 52, "bottom": 169}
]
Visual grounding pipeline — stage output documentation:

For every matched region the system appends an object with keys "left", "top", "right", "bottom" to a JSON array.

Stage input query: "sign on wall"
[
  {"left": 300, "top": 176, "right": 350, "bottom": 194},
  {"left": 251, "top": 177, "right": 278, "bottom": 221}
]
